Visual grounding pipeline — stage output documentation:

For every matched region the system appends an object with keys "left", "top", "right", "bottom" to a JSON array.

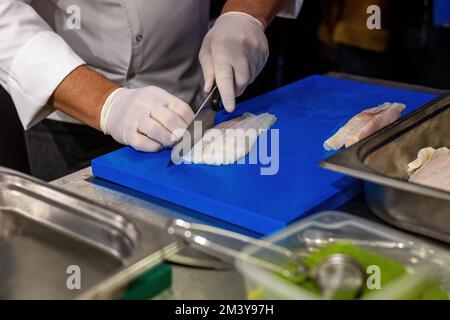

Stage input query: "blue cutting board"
[{"left": 92, "top": 75, "right": 438, "bottom": 235}]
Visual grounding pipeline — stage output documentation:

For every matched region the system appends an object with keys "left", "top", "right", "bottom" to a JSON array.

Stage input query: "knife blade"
[{"left": 168, "top": 85, "right": 222, "bottom": 167}]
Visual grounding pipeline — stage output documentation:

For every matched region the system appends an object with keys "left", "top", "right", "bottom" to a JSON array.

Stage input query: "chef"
[{"left": 0, "top": 0, "right": 301, "bottom": 180}]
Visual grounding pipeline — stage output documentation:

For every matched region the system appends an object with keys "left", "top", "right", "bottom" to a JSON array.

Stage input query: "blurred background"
[{"left": 1, "top": 0, "right": 449, "bottom": 174}]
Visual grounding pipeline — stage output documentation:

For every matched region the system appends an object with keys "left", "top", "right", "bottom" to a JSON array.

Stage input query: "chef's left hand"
[{"left": 199, "top": 11, "right": 269, "bottom": 112}]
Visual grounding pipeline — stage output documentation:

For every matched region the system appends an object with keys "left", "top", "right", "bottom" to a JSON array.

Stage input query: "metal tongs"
[{"left": 167, "top": 219, "right": 369, "bottom": 299}]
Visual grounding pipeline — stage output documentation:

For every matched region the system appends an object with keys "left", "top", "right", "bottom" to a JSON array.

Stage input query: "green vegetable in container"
[{"left": 279, "top": 243, "right": 448, "bottom": 300}]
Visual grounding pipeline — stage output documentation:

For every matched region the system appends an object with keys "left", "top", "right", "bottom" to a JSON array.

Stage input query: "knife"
[{"left": 168, "top": 85, "right": 223, "bottom": 167}]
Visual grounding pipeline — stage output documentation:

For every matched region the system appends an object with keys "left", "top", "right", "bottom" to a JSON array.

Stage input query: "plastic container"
[{"left": 235, "top": 211, "right": 450, "bottom": 300}]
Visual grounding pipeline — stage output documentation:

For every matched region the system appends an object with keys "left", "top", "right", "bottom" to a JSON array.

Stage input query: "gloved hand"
[
  {"left": 100, "top": 86, "right": 195, "bottom": 152},
  {"left": 199, "top": 11, "right": 269, "bottom": 112}
]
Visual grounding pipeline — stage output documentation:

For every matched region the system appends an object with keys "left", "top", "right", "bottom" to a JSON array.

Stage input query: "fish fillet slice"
[
  {"left": 407, "top": 147, "right": 438, "bottom": 174},
  {"left": 408, "top": 147, "right": 450, "bottom": 192},
  {"left": 323, "top": 102, "right": 406, "bottom": 151},
  {"left": 183, "top": 112, "right": 277, "bottom": 165}
]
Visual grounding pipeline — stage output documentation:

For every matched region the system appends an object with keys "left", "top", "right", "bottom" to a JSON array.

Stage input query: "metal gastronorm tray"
[
  {"left": 0, "top": 167, "right": 180, "bottom": 299},
  {"left": 321, "top": 94, "right": 450, "bottom": 243}
]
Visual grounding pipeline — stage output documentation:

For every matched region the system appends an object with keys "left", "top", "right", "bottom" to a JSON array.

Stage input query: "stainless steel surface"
[
  {"left": 0, "top": 167, "right": 181, "bottom": 299},
  {"left": 51, "top": 167, "right": 245, "bottom": 299},
  {"left": 321, "top": 94, "right": 450, "bottom": 243},
  {"left": 53, "top": 168, "right": 241, "bottom": 269},
  {"left": 313, "top": 253, "right": 364, "bottom": 300},
  {"left": 169, "top": 85, "right": 222, "bottom": 166}
]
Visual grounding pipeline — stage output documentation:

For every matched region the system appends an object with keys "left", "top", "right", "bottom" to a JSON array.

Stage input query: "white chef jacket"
[{"left": 0, "top": 0, "right": 302, "bottom": 129}]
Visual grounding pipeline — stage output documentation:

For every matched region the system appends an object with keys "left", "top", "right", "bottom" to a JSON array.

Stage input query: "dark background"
[
  {"left": 1, "top": 0, "right": 449, "bottom": 175},
  {"left": 0, "top": 88, "right": 29, "bottom": 172}
]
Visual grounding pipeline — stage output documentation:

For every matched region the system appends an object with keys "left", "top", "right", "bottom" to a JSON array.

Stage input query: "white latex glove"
[
  {"left": 100, "top": 86, "right": 195, "bottom": 152},
  {"left": 199, "top": 11, "right": 269, "bottom": 112}
]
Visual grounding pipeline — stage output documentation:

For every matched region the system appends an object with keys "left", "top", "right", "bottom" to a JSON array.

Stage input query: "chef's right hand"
[{"left": 100, "top": 86, "right": 195, "bottom": 152}]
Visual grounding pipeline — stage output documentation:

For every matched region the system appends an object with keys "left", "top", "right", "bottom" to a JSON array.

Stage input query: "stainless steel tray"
[
  {"left": 0, "top": 168, "right": 181, "bottom": 299},
  {"left": 321, "top": 94, "right": 450, "bottom": 243}
]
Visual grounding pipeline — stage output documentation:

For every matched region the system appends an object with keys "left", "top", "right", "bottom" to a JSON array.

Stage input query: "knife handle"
[{"left": 211, "top": 88, "right": 223, "bottom": 112}]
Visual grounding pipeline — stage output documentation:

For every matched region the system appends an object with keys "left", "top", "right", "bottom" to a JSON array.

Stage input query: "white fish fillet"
[
  {"left": 323, "top": 102, "right": 406, "bottom": 151},
  {"left": 407, "top": 147, "right": 438, "bottom": 174},
  {"left": 408, "top": 147, "right": 450, "bottom": 192},
  {"left": 183, "top": 113, "right": 277, "bottom": 165}
]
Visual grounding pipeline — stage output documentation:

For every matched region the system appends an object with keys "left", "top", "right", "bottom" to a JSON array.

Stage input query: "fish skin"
[
  {"left": 183, "top": 113, "right": 277, "bottom": 165},
  {"left": 323, "top": 102, "right": 406, "bottom": 151},
  {"left": 408, "top": 147, "right": 450, "bottom": 192}
]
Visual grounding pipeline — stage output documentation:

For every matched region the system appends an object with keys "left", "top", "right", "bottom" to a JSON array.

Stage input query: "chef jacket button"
[{"left": 135, "top": 34, "right": 143, "bottom": 42}]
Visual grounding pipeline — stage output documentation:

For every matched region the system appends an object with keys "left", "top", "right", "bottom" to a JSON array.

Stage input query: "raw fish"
[
  {"left": 408, "top": 147, "right": 450, "bottom": 192},
  {"left": 183, "top": 113, "right": 277, "bottom": 165},
  {"left": 323, "top": 102, "right": 406, "bottom": 151},
  {"left": 407, "top": 147, "right": 438, "bottom": 174}
]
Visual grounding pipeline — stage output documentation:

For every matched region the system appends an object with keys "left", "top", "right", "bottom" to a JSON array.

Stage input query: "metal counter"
[{"left": 51, "top": 168, "right": 247, "bottom": 299}]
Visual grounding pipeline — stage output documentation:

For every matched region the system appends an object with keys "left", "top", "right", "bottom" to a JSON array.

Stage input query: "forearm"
[
  {"left": 222, "top": 0, "right": 284, "bottom": 28},
  {"left": 49, "top": 65, "right": 120, "bottom": 130}
]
